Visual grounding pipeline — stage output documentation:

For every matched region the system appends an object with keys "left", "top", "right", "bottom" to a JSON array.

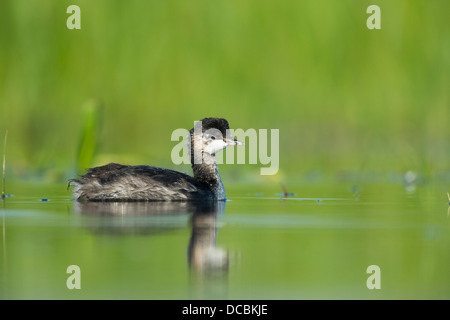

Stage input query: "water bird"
[{"left": 69, "top": 118, "right": 243, "bottom": 201}]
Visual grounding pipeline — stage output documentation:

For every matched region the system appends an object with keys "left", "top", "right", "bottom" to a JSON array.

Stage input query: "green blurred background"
[{"left": 0, "top": 0, "right": 449, "bottom": 185}]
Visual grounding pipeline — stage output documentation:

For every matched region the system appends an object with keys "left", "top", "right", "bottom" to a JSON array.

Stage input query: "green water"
[{"left": 1, "top": 181, "right": 449, "bottom": 299}]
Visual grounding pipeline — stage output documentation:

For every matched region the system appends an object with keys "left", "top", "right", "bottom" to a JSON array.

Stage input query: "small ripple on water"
[{"left": 231, "top": 196, "right": 349, "bottom": 201}]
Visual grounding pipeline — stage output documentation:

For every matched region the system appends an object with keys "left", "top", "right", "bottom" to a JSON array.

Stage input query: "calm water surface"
[{"left": 1, "top": 182, "right": 449, "bottom": 299}]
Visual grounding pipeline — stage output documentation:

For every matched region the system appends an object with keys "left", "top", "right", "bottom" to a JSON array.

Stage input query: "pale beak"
[{"left": 225, "top": 136, "right": 244, "bottom": 146}]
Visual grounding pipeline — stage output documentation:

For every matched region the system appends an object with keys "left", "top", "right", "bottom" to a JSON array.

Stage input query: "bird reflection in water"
[
  {"left": 187, "top": 202, "right": 228, "bottom": 276},
  {"left": 74, "top": 200, "right": 229, "bottom": 297},
  {"left": 186, "top": 202, "right": 229, "bottom": 298}
]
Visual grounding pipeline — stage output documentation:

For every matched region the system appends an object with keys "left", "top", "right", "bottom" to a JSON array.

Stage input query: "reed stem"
[{"left": 2, "top": 130, "right": 7, "bottom": 199}]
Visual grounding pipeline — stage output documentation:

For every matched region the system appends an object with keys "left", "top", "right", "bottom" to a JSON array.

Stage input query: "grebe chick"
[{"left": 69, "top": 117, "right": 243, "bottom": 201}]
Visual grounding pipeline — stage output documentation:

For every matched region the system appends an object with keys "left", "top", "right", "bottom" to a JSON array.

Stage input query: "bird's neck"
[{"left": 191, "top": 151, "right": 225, "bottom": 200}]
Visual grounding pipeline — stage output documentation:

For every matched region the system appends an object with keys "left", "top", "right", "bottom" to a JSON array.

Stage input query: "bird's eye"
[{"left": 211, "top": 136, "right": 216, "bottom": 140}]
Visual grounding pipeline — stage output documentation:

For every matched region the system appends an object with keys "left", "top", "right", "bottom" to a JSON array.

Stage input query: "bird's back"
[{"left": 69, "top": 163, "right": 215, "bottom": 201}]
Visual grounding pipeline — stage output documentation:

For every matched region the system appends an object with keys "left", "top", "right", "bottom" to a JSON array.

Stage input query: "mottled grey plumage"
[{"left": 69, "top": 118, "right": 241, "bottom": 202}]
